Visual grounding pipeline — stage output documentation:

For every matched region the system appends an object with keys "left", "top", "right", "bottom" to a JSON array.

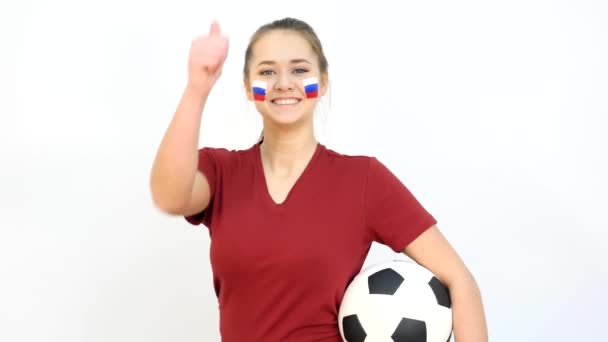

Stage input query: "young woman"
[{"left": 150, "top": 17, "right": 488, "bottom": 342}]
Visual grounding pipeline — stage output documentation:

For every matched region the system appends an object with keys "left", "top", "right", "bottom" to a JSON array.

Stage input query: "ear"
[
  {"left": 319, "top": 73, "right": 329, "bottom": 97},
  {"left": 244, "top": 79, "right": 253, "bottom": 101}
]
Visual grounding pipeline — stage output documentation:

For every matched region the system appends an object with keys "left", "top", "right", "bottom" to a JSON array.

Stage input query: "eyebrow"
[{"left": 257, "top": 58, "right": 312, "bottom": 66}]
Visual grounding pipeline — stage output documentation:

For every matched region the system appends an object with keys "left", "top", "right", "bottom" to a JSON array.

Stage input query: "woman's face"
[{"left": 246, "top": 29, "right": 327, "bottom": 128}]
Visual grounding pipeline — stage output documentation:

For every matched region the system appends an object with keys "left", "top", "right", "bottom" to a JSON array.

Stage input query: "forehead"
[{"left": 251, "top": 30, "right": 316, "bottom": 64}]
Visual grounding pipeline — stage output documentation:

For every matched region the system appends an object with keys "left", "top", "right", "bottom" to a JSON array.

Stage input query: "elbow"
[
  {"left": 444, "top": 265, "right": 478, "bottom": 291},
  {"left": 149, "top": 180, "right": 189, "bottom": 215},
  {"left": 151, "top": 195, "right": 187, "bottom": 215},
  {"left": 447, "top": 268, "right": 482, "bottom": 298}
]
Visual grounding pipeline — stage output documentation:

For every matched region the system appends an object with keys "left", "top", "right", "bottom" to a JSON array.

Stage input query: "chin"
[{"left": 264, "top": 111, "right": 311, "bottom": 128}]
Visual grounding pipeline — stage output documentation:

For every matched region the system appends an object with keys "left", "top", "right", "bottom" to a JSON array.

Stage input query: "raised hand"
[{"left": 187, "top": 21, "right": 229, "bottom": 93}]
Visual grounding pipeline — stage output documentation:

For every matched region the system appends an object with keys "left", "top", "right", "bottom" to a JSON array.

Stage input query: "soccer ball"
[{"left": 338, "top": 260, "right": 453, "bottom": 342}]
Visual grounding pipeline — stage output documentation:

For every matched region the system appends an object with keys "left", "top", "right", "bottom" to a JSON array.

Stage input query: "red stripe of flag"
[{"left": 306, "top": 91, "right": 318, "bottom": 99}]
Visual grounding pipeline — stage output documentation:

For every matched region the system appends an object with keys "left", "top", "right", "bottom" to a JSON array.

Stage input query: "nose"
[{"left": 274, "top": 72, "right": 294, "bottom": 92}]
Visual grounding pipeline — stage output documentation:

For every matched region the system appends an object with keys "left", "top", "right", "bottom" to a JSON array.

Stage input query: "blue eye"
[
  {"left": 259, "top": 70, "right": 275, "bottom": 76},
  {"left": 294, "top": 68, "right": 308, "bottom": 74}
]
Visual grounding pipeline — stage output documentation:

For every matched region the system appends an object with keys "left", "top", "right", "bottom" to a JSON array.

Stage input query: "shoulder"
[
  {"left": 320, "top": 145, "right": 402, "bottom": 186},
  {"left": 321, "top": 144, "right": 379, "bottom": 171},
  {"left": 198, "top": 143, "right": 257, "bottom": 167}
]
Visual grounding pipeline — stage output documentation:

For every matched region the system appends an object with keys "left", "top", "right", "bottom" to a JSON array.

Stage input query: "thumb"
[{"left": 209, "top": 21, "right": 221, "bottom": 35}]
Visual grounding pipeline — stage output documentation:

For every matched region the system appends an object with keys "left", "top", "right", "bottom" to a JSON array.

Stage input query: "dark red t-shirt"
[{"left": 185, "top": 142, "right": 436, "bottom": 341}]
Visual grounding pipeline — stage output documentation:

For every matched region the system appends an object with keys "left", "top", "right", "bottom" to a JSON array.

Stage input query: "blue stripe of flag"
[
  {"left": 304, "top": 83, "right": 318, "bottom": 93},
  {"left": 253, "top": 87, "right": 266, "bottom": 95}
]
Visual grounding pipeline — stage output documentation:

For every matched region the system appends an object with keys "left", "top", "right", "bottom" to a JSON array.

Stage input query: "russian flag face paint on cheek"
[
  {"left": 303, "top": 77, "right": 319, "bottom": 99},
  {"left": 252, "top": 80, "right": 267, "bottom": 101}
]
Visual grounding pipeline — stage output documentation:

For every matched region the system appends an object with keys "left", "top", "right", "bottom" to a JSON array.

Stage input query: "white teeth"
[{"left": 272, "top": 98, "right": 300, "bottom": 105}]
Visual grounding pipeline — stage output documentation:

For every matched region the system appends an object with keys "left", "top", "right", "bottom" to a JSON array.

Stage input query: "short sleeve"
[
  {"left": 364, "top": 157, "right": 437, "bottom": 253},
  {"left": 184, "top": 147, "right": 220, "bottom": 227}
]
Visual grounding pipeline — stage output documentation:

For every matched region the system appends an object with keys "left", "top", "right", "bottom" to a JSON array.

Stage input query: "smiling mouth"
[{"left": 271, "top": 98, "right": 301, "bottom": 105}]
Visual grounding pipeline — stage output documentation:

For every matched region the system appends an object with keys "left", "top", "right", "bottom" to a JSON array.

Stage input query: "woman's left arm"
[{"left": 404, "top": 225, "right": 488, "bottom": 342}]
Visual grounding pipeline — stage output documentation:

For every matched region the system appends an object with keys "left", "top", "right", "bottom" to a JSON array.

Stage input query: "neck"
[{"left": 259, "top": 128, "right": 318, "bottom": 175}]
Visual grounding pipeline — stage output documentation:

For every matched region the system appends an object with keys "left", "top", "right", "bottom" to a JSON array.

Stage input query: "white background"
[{"left": 1, "top": 0, "right": 607, "bottom": 341}]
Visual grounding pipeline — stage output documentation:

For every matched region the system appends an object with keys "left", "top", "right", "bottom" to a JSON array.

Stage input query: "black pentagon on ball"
[
  {"left": 391, "top": 317, "right": 427, "bottom": 342},
  {"left": 368, "top": 268, "right": 404, "bottom": 295},
  {"left": 428, "top": 276, "right": 452, "bottom": 308},
  {"left": 342, "top": 314, "right": 367, "bottom": 342}
]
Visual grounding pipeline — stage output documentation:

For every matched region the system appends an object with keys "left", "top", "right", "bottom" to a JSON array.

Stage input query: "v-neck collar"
[{"left": 254, "top": 141, "right": 323, "bottom": 210}]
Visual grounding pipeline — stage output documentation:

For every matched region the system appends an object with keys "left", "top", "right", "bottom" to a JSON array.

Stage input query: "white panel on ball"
[{"left": 339, "top": 260, "right": 453, "bottom": 342}]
